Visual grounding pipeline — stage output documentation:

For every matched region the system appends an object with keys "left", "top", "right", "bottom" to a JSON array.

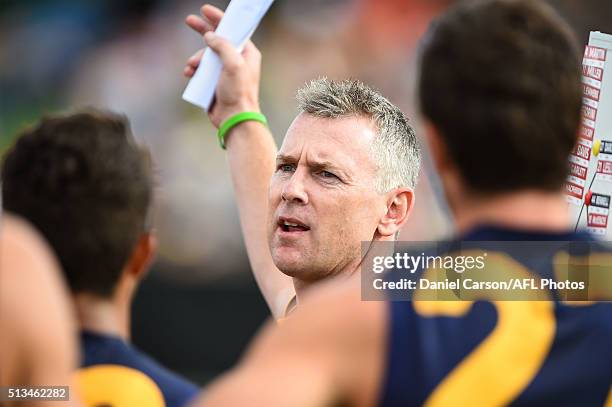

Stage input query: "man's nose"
[{"left": 281, "top": 169, "right": 309, "bottom": 204}]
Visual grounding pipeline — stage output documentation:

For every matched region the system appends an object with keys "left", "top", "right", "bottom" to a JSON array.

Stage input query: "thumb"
[{"left": 204, "top": 32, "right": 243, "bottom": 71}]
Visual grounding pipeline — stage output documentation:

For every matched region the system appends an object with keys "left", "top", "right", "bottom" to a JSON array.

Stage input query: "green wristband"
[{"left": 217, "top": 112, "right": 268, "bottom": 150}]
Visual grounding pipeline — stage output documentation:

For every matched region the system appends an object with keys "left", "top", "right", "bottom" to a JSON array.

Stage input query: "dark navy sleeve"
[{"left": 81, "top": 332, "right": 199, "bottom": 407}]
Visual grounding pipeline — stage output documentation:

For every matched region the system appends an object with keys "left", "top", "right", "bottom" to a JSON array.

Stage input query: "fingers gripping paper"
[
  {"left": 182, "top": 0, "right": 274, "bottom": 111},
  {"left": 566, "top": 32, "right": 612, "bottom": 237}
]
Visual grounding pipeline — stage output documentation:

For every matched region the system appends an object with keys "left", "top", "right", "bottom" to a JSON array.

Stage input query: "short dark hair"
[
  {"left": 1, "top": 110, "right": 153, "bottom": 297},
  {"left": 419, "top": 0, "right": 582, "bottom": 193}
]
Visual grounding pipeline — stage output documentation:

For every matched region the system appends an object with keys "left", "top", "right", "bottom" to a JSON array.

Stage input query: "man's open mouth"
[{"left": 278, "top": 217, "right": 310, "bottom": 232}]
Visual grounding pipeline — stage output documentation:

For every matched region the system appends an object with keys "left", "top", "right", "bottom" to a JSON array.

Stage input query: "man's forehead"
[{"left": 279, "top": 113, "right": 377, "bottom": 165}]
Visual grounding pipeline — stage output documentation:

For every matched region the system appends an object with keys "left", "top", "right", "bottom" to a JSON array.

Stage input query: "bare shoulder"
[
  {"left": 193, "top": 277, "right": 388, "bottom": 406},
  {"left": 288, "top": 276, "right": 384, "bottom": 338},
  {"left": 0, "top": 213, "right": 77, "bottom": 387},
  {"left": 246, "top": 276, "right": 388, "bottom": 407},
  {"left": 1, "top": 214, "right": 57, "bottom": 265},
  {"left": 0, "top": 214, "right": 65, "bottom": 304}
]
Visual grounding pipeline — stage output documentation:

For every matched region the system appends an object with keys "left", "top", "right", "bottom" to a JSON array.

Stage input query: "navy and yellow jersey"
[
  {"left": 79, "top": 331, "right": 199, "bottom": 407},
  {"left": 380, "top": 226, "right": 612, "bottom": 407},
  {"left": 77, "top": 364, "right": 166, "bottom": 407}
]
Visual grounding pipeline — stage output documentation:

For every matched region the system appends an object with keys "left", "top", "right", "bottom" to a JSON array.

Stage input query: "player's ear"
[
  {"left": 424, "top": 120, "right": 452, "bottom": 175},
  {"left": 126, "top": 233, "right": 157, "bottom": 280},
  {"left": 424, "top": 119, "right": 468, "bottom": 204},
  {"left": 377, "top": 187, "right": 415, "bottom": 237}
]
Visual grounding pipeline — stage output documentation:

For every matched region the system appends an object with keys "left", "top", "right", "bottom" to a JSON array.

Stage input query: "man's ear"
[
  {"left": 377, "top": 187, "right": 415, "bottom": 237},
  {"left": 125, "top": 233, "right": 157, "bottom": 280}
]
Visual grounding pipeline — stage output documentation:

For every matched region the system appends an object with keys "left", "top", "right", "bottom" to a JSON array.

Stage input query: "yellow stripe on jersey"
[
  {"left": 76, "top": 364, "right": 165, "bottom": 407},
  {"left": 414, "top": 252, "right": 556, "bottom": 407}
]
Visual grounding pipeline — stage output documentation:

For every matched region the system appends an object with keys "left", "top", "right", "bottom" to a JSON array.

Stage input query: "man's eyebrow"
[
  {"left": 308, "top": 160, "right": 341, "bottom": 171},
  {"left": 275, "top": 154, "right": 298, "bottom": 163},
  {"left": 275, "top": 154, "right": 353, "bottom": 180},
  {"left": 308, "top": 159, "right": 354, "bottom": 182}
]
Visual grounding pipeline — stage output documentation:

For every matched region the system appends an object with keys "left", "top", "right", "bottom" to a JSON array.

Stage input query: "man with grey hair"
[
  {"left": 296, "top": 78, "right": 420, "bottom": 194},
  {"left": 184, "top": 5, "right": 420, "bottom": 319}
]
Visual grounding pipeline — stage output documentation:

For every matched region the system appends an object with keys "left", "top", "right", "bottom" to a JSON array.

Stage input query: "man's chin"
[
  {"left": 274, "top": 258, "right": 308, "bottom": 278},
  {"left": 272, "top": 251, "right": 311, "bottom": 278}
]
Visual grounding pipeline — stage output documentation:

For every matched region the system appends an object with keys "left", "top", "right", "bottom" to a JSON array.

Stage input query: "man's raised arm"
[{"left": 184, "top": 5, "right": 294, "bottom": 319}]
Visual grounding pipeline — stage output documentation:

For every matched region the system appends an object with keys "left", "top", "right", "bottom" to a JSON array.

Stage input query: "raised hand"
[{"left": 184, "top": 4, "right": 261, "bottom": 128}]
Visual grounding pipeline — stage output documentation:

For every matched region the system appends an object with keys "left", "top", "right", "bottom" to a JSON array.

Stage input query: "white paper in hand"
[{"left": 182, "top": 0, "right": 274, "bottom": 111}]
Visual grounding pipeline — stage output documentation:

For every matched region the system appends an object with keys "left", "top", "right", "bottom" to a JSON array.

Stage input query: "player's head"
[
  {"left": 419, "top": 0, "right": 581, "bottom": 206},
  {"left": 268, "top": 78, "right": 420, "bottom": 281},
  {"left": 1, "top": 110, "right": 155, "bottom": 300}
]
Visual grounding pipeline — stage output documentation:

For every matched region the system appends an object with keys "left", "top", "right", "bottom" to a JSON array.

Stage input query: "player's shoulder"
[
  {"left": 245, "top": 275, "right": 388, "bottom": 407},
  {"left": 290, "top": 275, "right": 385, "bottom": 336},
  {"left": 249, "top": 276, "right": 377, "bottom": 349},
  {"left": 0, "top": 214, "right": 58, "bottom": 269},
  {"left": 0, "top": 214, "right": 77, "bottom": 388},
  {"left": 251, "top": 274, "right": 387, "bottom": 372},
  {"left": 81, "top": 332, "right": 199, "bottom": 407},
  {"left": 0, "top": 213, "right": 71, "bottom": 327}
]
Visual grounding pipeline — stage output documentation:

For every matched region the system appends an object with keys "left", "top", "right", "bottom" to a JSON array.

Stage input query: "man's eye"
[
  {"left": 320, "top": 170, "right": 338, "bottom": 179},
  {"left": 278, "top": 164, "right": 295, "bottom": 173}
]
